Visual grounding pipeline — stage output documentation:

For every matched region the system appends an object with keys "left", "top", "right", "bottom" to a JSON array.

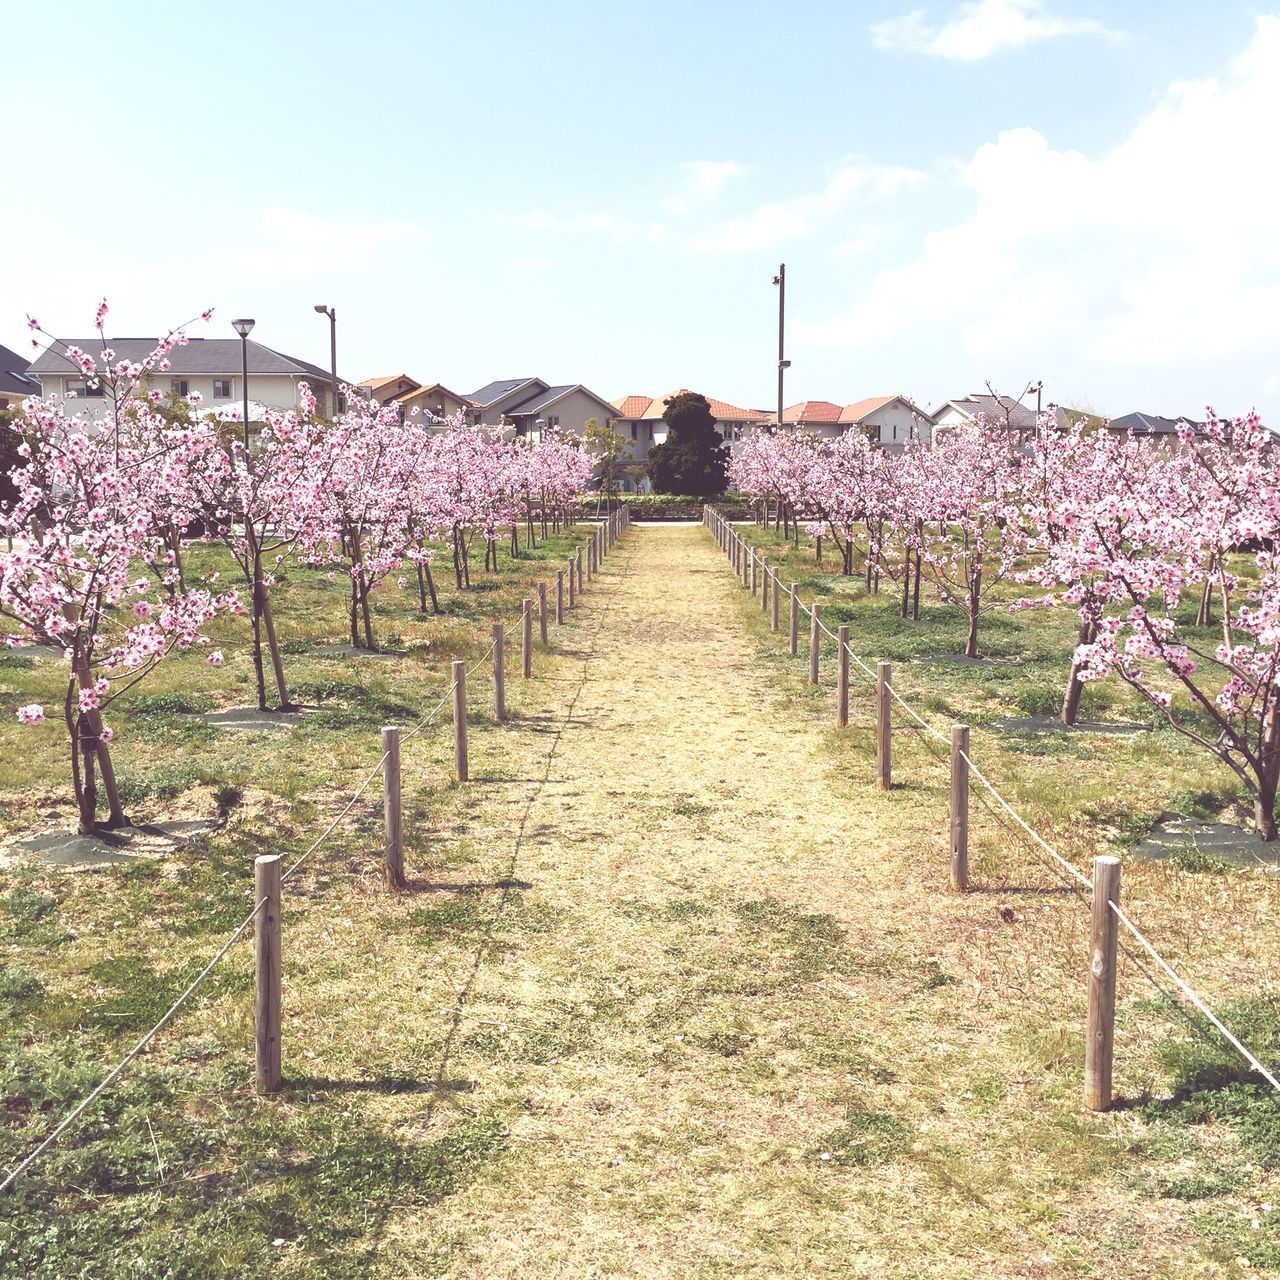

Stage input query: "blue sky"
[{"left": 4, "top": 0, "right": 1278, "bottom": 421}]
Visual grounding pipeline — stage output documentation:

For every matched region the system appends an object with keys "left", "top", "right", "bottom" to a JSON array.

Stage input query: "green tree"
[
  {"left": 645, "top": 392, "right": 728, "bottom": 496},
  {"left": 581, "top": 417, "right": 635, "bottom": 502}
]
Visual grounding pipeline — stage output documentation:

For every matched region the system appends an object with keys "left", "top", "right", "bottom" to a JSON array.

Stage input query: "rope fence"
[
  {"left": 1, "top": 507, "right": 631, "bottom": 1193},
  {"left": 705, "top": 504, "right": 1278, "bottom": 1111}
]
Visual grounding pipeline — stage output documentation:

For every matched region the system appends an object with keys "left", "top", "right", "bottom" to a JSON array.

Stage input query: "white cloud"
[
  {"left": 800, "top": 16, "right": 1280, "bottom": 383},
  {"left": 225, "top": 207, "right": 423, "bottom": 276},
  {"left": 661, "top": 160, "right": 748, "bottom": 212},
  {"left": 687, "top": 162, "right": 924, "bottom": 254},
  {"left": 871, "top": 0, "right": 1121, "bottom": 60}
]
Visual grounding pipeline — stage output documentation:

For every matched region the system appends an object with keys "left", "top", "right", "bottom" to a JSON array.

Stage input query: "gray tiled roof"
[
  {"left": 504, "top": 384, "right": 577, "bottom": 414},
  {"left": 0, "top": 342, "right": 40, "bottom": 398},
  {"left": 948, "top": 394, "right": 1039, "bottom": 431},
  {"left": 27, "top": 338, "right": 344, "bottom": 382},
  {"left": 466, "top": 378, "right": 540, "bottom": 406},
  {"left": 1109, "top": 411, "right": 1200, "bottom": 435}
]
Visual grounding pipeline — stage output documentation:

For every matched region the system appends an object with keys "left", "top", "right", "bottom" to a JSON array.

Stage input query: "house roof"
[
  {"left": 0, "top": 342, "right": 40, "bottom": 398},
  {"left": 839, "top": 395, "right": 898, "bottom": 424},
  {"left": 612, "top": 395, "right": 653, "bottom": 418},
  {"left": 783, "top": 400, "right": 843, "bottom": 424},
  {"left": 360, "top": 374, "right": 420, "bottom": 392},
  {"left": 1109, "top": 411, "right": 1200, "bottom": 435},
  {"left": 466, "top": 377, "right": 543, "bottom": 406},
  {"left": 28, "top": 338, "right": 346, "bottom": 384},
  {"left": 612, "top": 391, "right": 770, "bottom": 423},
  {"left": 392, "top": 381, "right": 474, "bottom": 407},
  {"left": 938, "top": 393, "right": 1038, "bottom": 431},
  {"left": 505, "top": 384, "right": 577, "bottom": 414}
]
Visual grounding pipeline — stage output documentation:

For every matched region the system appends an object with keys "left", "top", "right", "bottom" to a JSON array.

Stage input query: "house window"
[
  {"left": 630, "top": 424, "right": 637, "bottom": 439},
  {"left": 547, "top": 415, "right": 559, "bottom": 428},
  {"left": 68, "top": 380, "right": 104, "bottom": 399},
  {"left": 171, "top": 378, "right": 189, "bottom": 397},
  {"left": 213, "top": 379, "right": 231, "bottom": 398}
]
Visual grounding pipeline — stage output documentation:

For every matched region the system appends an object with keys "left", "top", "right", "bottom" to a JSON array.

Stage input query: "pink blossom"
[{"left": 15, "top": 704, "right": 44, "bottom": 725}]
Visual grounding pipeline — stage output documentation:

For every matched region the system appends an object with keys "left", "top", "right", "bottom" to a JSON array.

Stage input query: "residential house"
[
  {"left": 611, "top": 391, "right": 772, "bottom": 465},
  {"left": 464, "top": 378, "right": 619, "bottom": 441},
  {"left": 360, "top": 374, "right": 420, "bottom": 404},
  {"left": 781, "top": 400, "right": 844, "bottom": 440},
  {"left": 391, "top": 382, "right": 475, "bottom": 426},
  {"left": 931, "top": 393, "right": 1039, "bottom": 441},
  {"left": 838, "top": 395, "right": 933, "bottom": 451},
  {"left": 1107, "top": 411, "right": 1202, "bottom": 440},
  {"left": 27, "top": 338, "right": 349, "bottom": 420},
  {"left": 0, "top": 343, "right": 40, "bottom": 412}
]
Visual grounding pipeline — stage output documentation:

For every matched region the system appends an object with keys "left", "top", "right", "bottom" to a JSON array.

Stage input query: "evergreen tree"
[{"left": 646, "top": 392, "right": 728, "bottom": 496}]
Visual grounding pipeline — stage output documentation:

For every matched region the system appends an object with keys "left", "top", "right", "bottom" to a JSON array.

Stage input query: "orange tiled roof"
[
  {"left": 782, "top": 400, "right": 843, "bottom": 424},
  {"left": 612, "top": 395, "right": 655, "bottom": 418},
  {"left": 838, "top": 395, "right": 898, "bottom": 424},
  {"left": 360, "top": 374, "right": 419, "bottom": 391}
]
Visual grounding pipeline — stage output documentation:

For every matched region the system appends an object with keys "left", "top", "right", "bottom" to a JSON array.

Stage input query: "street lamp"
[
  {"left": 771, "top": 264, "right": 790, "bottom": 432},
  {"left": 313, "top": 304, "right": 338, "bottom": 417},
  {"left": 231, "top": 317, "right": 255, "bottom": 449}
]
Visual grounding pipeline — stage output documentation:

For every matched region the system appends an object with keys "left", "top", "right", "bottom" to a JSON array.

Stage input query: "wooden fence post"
[
  {"left": 771, "top": 570, "right": 780, "bottom": 631},
  {"left": 809, "top": 603, "right": 823, "bottom": 684},
  {"left": 1085, "top": 856, "right": 1121, "bottom": 1111},
  {"left": 568, "top": 558, "right": 576, "bottom": 607},
  {"left": 587, "top": 535, "right": 594, "bottom": 582},
  {"left": 556, "top": 570, "right": 564, "bottom": 624},
  {"left": 836, "top": 625, "right": 849, "bottom": 728},
  {"left": 538, "top": 582, "right": 548, "bottom": 645},
  {"left": 789, "top": 585, "right": 799, "bottom": 656},
  {"left": 876, "top": 661, "right": 891, "bottom": 789},
  {"left": 576, "top": 548, "right": 584, "bottom": 596},
  {"left": 492, "top": 624, "right": 506, "bottom": 723},
  {"left": 254, "top": 853, "right": 282, "bottom": 1094},
  {"left": 760, "top": 556, "right": 769, "bottom": 611},
  {"left": 522, "top": 599, "right": 533, "bottom": 677},
  {"left": 950, "top": 725, "right": 969, "bottom": 891},
  {"left": 749, "top": 549, "right": 757, "bottom": 594},
  {"left": 382, "top": 726, "right": 404, "bottom": 888},
  {"left": 452, "top": 659, "right": 468, "bottom": 782}
]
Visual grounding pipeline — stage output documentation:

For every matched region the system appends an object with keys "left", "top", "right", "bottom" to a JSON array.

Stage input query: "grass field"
[{"left": 1, "top": 520, "right": 1278, "bottom": 1278}]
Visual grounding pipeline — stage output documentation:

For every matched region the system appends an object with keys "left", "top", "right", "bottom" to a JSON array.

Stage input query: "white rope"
[
  {"left": 0, "top": 895, "right": 268, "bottom": 1193},
  {"left": 1110, "top": 900, "right": 1280, "bottom": 1091}
]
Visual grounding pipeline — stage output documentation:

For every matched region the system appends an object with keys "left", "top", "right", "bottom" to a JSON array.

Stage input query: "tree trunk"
[
  {"left": 1256, "top": 700, "right": 1280, "bottom": 840},
  {"left": 1062, "top": 617, "right": 1096, "bottom": 725},
  {"left": 259, "top": 587, "right": 293, "bottom": 709},
  {"left": 900, "top": 552, "right": 911, "bottom": 618},
  {"left": 912, "top": 547, "right": 922, "bottom": 621},
  {"left": 1197, "top": 578, "right": 1213, "bottom": 627},
  {"left": 423, "top": 559, "right": 441, "bottom": 614},
  {"left": 965, "top": 565, "right": 982, "bottom": 658},
  {"left": 71, "top": 658, "right": 127, "bottom": 831}
]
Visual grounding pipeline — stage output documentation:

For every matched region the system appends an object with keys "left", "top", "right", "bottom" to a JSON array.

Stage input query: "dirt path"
[{"left": 379, "top": 525, "right": 1198, "bottom": 1278}]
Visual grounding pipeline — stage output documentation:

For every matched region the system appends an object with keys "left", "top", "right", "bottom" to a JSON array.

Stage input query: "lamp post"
[
  {"left": 231, "top": 317, "right": 255, "bottom": 449},
  {"left": 1025, "top": 379, "right": 1044, "bottom": 442},
  {"left": 771, "top": 264, "right": 790, "bottom": 432},
  {"left": 314, "top": 304, "right": 338, "bottom": 417}
]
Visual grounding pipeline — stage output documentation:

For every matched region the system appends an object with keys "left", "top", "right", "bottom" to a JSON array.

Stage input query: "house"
[
  {"left": 781, "top": 400, "right": 844, "bottom": 440},
  {"left": 931, "top": 393, "right": 1039, "bottom": 441},
  {"left": 464, "top": 378, "right": 619, "bottom": 441},
  {"left": 610, "top": 391, "right": 772, "bottom": 464},
  {"left": 392, "top": 381, "right": 475, "bottom": 426},
  {"left": 1107, "top": 411, "right": 1201, "bottom": 440},
  {"left": 838, "top": 395, "right": 933, "bottom": 451},
  {"left": 27, "top": 338, "right": 349, "bottom": 420},
  {"left": 0, "top": 343, "right": 40, "bottom": 412},
  {"left": 360, "top": 374, "right": 420, "bottom": 404}
]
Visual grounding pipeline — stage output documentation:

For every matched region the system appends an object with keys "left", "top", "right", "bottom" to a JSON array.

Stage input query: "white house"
[
  {"left": 931, "top": 393, "right": 1037, "bottom": 441},
  {"left": 464, "top": 378, "right": 619, "bottom": 441},
  {"left": 838, "top": 395, "right": 933, "bottom": 451},
  {"left": 27, "top": 337, "right": 348, "bottom": 420}
]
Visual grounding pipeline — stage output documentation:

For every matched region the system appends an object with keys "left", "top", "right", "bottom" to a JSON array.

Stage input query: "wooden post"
[
  {"left": 452, "top": 659, "right": 468, "bottom": 782},
  {"left": 836, "top": 625, "right": 849, "bottom": 728},
  {"left": 522, "top": 599, "right": 533, "bottom": 678},
  {"left": 568, "top": 558, "right": 576, "bottom": 607},
  {"left": 789, "top": 585, "right": 799, "bottom": 656},
  {"left": 556, "top": 570, "right": 564, "bottom": 624},
  {"left": 771, "top": 570, "right": 780, "bottom": 631},
  {"left": 492, "top": 624, "right": 506, "bottom": 723},
  {"left": 382, "top": 726, "right": 404, "bottom": 888},
  {"left": 576, "top": 548, "right": 584, "bottom": 597},
  {"left": 587, "top": 534, "right": 594, "bottom": 582},
  {"left": 760, "top": 556, "right": 769, "bottom": 611},
  {"left": 876, "top": 661, "right": 892, "bottom": 790},
  {"left": 254, "top": 853, "right": 282, "bottom": 1094},
  {"left": 538, "top": 582, "right": 548, "bottom": 645},
  {"left": 950, "top": 725, "right": 969, "bottom": 891},
  {"left": 1085, "top": 856, "right": 1121, "bottom": 1112},
  {"left": 809, "top": 603, "right": 823, "bottom": 684},
  {"left": 749, "top": 549, "right": 757, "bottom": 594}
]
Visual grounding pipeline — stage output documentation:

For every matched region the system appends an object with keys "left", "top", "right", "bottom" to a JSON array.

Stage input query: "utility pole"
[
  {"left": 772, "top": 264, "right": 790, "bottom": 430},
  {"left": 314, "top": 305, "right": 338, "bottom": 416}
]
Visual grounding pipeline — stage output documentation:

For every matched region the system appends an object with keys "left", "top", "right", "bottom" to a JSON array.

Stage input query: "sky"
[{"left": 3, "top": 0, "right": 1278, "bottom": 422}]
